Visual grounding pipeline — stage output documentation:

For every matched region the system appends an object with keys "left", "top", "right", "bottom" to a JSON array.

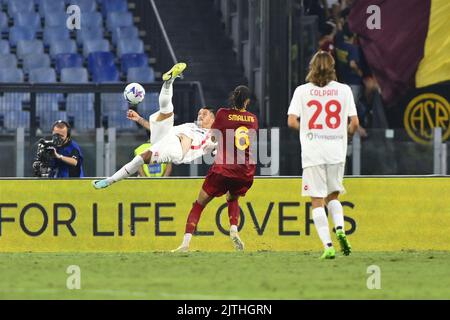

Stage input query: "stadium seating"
[
  {"left": 61, "top": 67, "right": 89, "bottom": 83},
  {"left": 76, "top": 27, "right": 104, "bottom": 46},
  {"left": 43, "top": 27, "right": 70, "bottom": 46},
  {"left": 92, "top": 65, "right": 120, "bottom": 83},
  {"left": 44, "top": 13, "right": 67, "bottom": 28},
  {"left": 106, "top": 12, "right": 133, "bottom": 31},
  {"left": 23, "top": 53, "right": 51, "bottom": 73},
  {"left": 83, "top": 39, "right": 110, "bottom": 57},
  {"left": 0, "top": 39, "right": 10, "bottom": 54},
  {"left": 71, "top": 0, "right": 97, "bottom": 13},
  {"left": 7, "top": 0, "right": 35, "bottom": 17},
  {"left": 29, "top": 67, "right": 56, "bottom": 83},
  {"left": 17, "top": 40, "right": 44, "bottom": 60},
  {"left": 0, "top": 0, "right": 156, "bottom": 132},
  {"left": 14, "top": 12, "right": 42, "bottom": 31},
  {"left": 38, "top": 0, "right": 66, "bottom": 16},
  {"left": 80, "top": 12, "right": 103, "bottom": 29},
  {"left": 55, "top": 53, "right": 84, "bottom": 73},
  {"left": 111, "top": 26, "right": 139, "bottom": 45},
  {"left": 102, "top": 0, "right": 128, "bottom": 16},
  {"left": 0, "top": 54, "right": 18, "bottom": 69},
  {"left": 0, "top": 67, "right": 23, "bottom": 82},
  {"left": 9, "top": 26, "right": 36, "bottom": 46},
  {"left": 49, "top": 39, "right": 77, "bottom": 58},
  {"left": 121, "top": 53, "right": 148, "bottom": 74},
  {"left": 0, "top": 12, "right": 9, "bottom": 34},
  {"left": 127, "top": 66, "right": 155, "bottom": 83}
]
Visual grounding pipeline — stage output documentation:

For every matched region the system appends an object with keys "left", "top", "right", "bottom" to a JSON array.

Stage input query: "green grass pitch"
[{"left": 0, "top": 251, "right": 449, "bottom": 299}]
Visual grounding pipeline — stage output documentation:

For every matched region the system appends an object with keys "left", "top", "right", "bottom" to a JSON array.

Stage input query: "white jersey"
[
  {"left": 172, "top": 123, "right": 212, "bottom": 163},
  {"left": 287, "top": 81, "right": 357, "bottom": 168}
]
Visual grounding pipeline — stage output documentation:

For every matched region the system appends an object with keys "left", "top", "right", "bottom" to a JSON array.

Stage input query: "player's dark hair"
[
  {"left": 201, "top": 107, "right": 216, "bottom": 118},
  {"left": 229, "top": 85, "right": 251, "bottom": 110},
  {"left": 306, "top": 51, "right": 337, "bottom": 87}
]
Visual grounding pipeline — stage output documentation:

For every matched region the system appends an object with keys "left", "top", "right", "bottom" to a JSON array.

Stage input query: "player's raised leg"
[
  {"left": 311, "top": 197, "right": 335, "bottom": 259},
  {"left": 227, "top": 193, "right": 244, "bottom": 251},
  {"left": 172, "top": 188, "right": 213, "bottom": 252},
  {"left": 327, "top": 192, "right": 352, "bottom": 256},
  {"left": 92, "top": 150, "right": 152, "bottom": 189}
]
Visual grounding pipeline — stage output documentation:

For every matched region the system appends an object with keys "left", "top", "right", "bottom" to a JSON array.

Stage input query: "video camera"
[{"left": 32, "top": 134, "right": 64, "bottom": 177}]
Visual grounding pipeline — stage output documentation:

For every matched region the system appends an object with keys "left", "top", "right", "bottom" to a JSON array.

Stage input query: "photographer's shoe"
[{"left": 92, "top": 179, "right": 110, "bottom": 189}]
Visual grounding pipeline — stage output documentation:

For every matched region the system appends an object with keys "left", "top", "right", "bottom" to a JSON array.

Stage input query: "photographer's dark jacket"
[{"left": 52, "top": 140, "right": 84, "bottom": 178}]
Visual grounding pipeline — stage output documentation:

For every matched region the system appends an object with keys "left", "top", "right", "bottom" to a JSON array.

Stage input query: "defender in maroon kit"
[{"left": 173, "top": 85, "right": 259, "bottom": 252}]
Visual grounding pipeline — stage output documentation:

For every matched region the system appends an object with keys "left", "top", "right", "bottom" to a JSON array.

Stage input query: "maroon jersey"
[{"left": 209, "top": 107, "right": 259, "bottom": 179}]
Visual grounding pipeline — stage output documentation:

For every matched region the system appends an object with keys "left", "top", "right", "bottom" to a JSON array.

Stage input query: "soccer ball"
[{"left": 123, "top": 83, "right": 146, "bottom": 105}]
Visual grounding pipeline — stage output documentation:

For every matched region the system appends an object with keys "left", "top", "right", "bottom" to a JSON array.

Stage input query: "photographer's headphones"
[{"left": 52, "top": 120, "right": 72, "bottom": 139}]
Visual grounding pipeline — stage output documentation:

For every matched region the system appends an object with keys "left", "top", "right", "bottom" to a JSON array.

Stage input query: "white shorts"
[
  {"left": 149, "top": 134, "right": 183, "bottom": 164},
  {"left": 301, "top": 163, "right": 346, "bottom": 197},
  {"left": 149, "top": 111, "right": 174, "bottom": 145},
  {"left": 147, "top": 112, "right": 182, "bottom": 164}
]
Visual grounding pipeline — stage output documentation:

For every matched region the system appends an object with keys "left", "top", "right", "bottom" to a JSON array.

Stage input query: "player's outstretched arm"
[{"left": 127, "top": 109, "right": 150, "bottom": 130}]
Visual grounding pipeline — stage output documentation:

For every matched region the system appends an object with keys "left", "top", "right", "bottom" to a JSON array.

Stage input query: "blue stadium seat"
[
  {"left": 9, "top": 26, "right": 36, "bottom": 46},
  {"left": 127, "top": 66, "right": 155, "bottom": 83},
  {"left": 102, "top": 0, "right": 128, "bottom": 16},
  {"left": 61, "top": 67, "right": 89, "bottom": 83},
  {"left": 71, "top": 0, "right": 97, "bottom": 13},
  {"left": 55, "top": 53, "right": 84, "bottom": 73},
  {"left": 0, "top": 54, "right": 18, "bottom": 69},
  {"left": 44, "top": 12, "right": 67, "bottom": 27},
  {"left": 14, "top": 12, "right": 42, "bottom": 31},
  {"left": 0, "top": 67, "right": 24, "bottom": 82},
  {"left": 17, "top": 40, "right": 44, "bottom": 60},
  {"left": 83, "top": 38, "right": 110, "bottom": 57},
  {"left": 92, "top": 65, "right": 119, "bottom": 83},
  {"left": 112, "top": 26, "right": 139, "bottom": 45},
  {"left": 121, "top": 53, "right": 148, "bottom": 74},
  {"left": 117, "top": 39, "right": 144, "bottom": 56},
  {"left": 66, "top": 94, "right": 95, "bottom": 130},
  {"left": 76, "top": 26, "right": 104, "bottom": 45},
  {"left": 38, "top": 111, "right": 67, "bottom": 130},
  {"left": 0, "top": 40, "right": 10, "bottom": 54},
  {"left": 0, "top": 12, "right": 9, "bottom": 34},
  {"left": 87, "top": 51, "right": 115, "bottom": 72},
  {"left": 106, "top": 12, "right": 133, "bottom": 31},
  {"left": 49, "top": 39, "right": 77, "bottom": 58},
  {"left": 138, "top": 92, "right": 159, "bottom": 116},
  {"left": 39, "top": 0, "right": 66, "bottom": 16},
  {"left": 4, "top": 111, "right": 30, "bottom": 130},
  {"left": 23, "top": 53, "right": 51, "bottom": 73},
  {"left": 8, "top": 0, "right": 35, "bottom": 16},
  {"left": 80, "top": 11, "right": 102, "bottom": 28},
  {"left": 43, "top": 26, "right": 70, "bottom": 46},
  {"left": 29, "top": 67, "right": 56, "bottom": 83}
]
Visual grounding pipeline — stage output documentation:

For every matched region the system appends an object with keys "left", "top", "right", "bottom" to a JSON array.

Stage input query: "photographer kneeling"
[{"left": 33, "top": 120, "right": 84, "bottom": 178}]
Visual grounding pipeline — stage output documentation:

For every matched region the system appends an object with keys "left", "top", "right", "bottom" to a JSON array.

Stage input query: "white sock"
[
  {"left": 230, "top": 225, "right": 238, "bottom": 234},
  {"left": 106, "top": 155, "right": 144, "bottom": 184},
  {"left": 182, "top": 233, "right": 192, "bottom": 247},
  {"left": 328, "top": 199, "right": 345, "bottom": 233},
  {"left": 159, "top": 81, "right": 174, "bottom": 114},
  {"left": 312, "top": 207, "right": 333, "bottom": 249}
]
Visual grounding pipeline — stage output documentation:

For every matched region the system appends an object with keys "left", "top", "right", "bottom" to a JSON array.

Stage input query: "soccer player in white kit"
[
  {"left": 92, "top": 63, "right": 216, "bottom": 189},
  {"left": 287, "top": 51, "right": 359, "bottom": 259}
]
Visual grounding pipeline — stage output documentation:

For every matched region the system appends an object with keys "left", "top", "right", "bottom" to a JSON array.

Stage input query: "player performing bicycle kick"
[{"left": 92, "top": 63, "right": 216, "bottom": 189}]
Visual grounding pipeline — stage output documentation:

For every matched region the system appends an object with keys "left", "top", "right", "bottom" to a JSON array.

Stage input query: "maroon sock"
[
  {"left": 227, "top": 199, "right": 240, "bottom": 226},
  {"left": 185, "top": 201, "right": 205, "bottom": 234}
]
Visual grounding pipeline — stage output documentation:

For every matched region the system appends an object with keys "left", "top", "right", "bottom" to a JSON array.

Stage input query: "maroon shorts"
[{"left": 202, "top": 172, "right": 254, "bottom": 197}]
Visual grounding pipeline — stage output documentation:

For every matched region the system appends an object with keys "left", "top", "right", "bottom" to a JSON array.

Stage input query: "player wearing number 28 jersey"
[
  {"left": 173, "top": 86, "right": 258, "bottom": 252},
  {"left": 288, "top": 51, "right": 359, "bottom": 259}
]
